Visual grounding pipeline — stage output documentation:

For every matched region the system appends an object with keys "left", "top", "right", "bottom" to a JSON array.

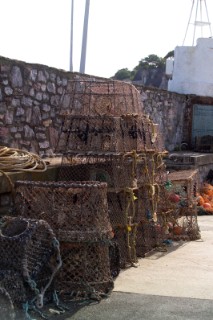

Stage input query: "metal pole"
[
  {"left": 80, "top": 0, "right": 90, "bottom": 73},
  {"left": 204, "top": 0, "right": 213, "bottom": 37},
  {"left": 192, "top": 0, "right": 199, "bottom": 45},
  {"left": 182, "top": 0, "right": 195, "bottom": 45},
  {"left": 70, "top": 0, "right": 74, "bottom": 71}
]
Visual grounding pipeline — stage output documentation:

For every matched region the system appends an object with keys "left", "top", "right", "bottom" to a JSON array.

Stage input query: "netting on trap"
[
  {"left": 0, "top": 286, "right": 15, "bottom": 320},
  {"left": 57, "top": 153, "right": 137, "bottom": 190},
  {"left": 136, "top": 221, "right": 166, "bottom": 257},
  {"left": 63, "top": 79, "right": 142, "bottom": 116},
  {"left": 112, "top": 226, "right": 138, "bottom": 268},
  {"left": 107, "top": 187, "right": 140, "bottom": 268},
  {"left": 109, "top": 239, "right": 120, "bottom": 278},
  {"left": 55, "top": 241, "right": 114, "bottom": 300},
  {"left": 56, "top": 114, "right": 165, "bottom": 154},
  {"left": 57, "top": 151, "right": 167, "bottom": 191},
  {"left": 107, "top": 185, "right": 169, "bottom": 261},
  {"left": 55, "top": 150, "right": 169, "bottom": 266},
  {"left": 0, "top": 216, "right": 61, "bottom": 308},
  {"left": 14, "top": 180, "right": 113, "bottom": 242},
  {"left": 158, "top": 169, "right": 200, "bottom": 241}
]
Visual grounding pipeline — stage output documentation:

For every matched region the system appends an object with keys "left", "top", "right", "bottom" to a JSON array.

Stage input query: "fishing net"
[{"left": 0, "top": 216, "right": 61, "bottom": 310}]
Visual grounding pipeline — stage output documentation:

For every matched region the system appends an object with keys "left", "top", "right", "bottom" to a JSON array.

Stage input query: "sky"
[{"left": 0, "top": 0, "right": 213, "bottom": 78}]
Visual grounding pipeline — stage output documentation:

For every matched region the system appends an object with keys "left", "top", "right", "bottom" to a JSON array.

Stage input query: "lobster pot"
[
  {"left": 120, "top": 115, "right": 165, "bottom": 153},
  {"left": 0, "top": 217, "right": 61, "bottom": 306},
  {"left": 136, "top": 222, "right": 165, "bottom": 257},
  {"left": 134, "top": 184, "right": 169, "bottom": 256},
  {"left": 55, "top": 241, "right": 114, "bottom": 299},
  {"left": 107, "top": 190, "right": 138, "bottom": 226},
  {"left": 57, "top": 151, "right": 167, "bottom": 193},
  {"left": 168, "top": 169, "right": 199, "bottom": 209},
  {"left": 134, "top": 186, "right": 156, "bottom": 223},
  {"left": 64, "top": 79, "right": 142, "bottom": 116},
  {"left": 167, "top": 170, "right": 200, "bottom": 240},
  {"left": 57, "top": 153, "right": 148, "bottom": 190},
  {"left": 135, "top": 151, "right": 168, "bottom": 189},
  {"left": 107, "top": 190, "right": 138, "bottom": 268},
  {"left": 15, "top": 181, "right": 113, "bottom": 242},
  {"left": 0, "top": 271, "right": 26, "bottom": 306},
  {"left": 56, "top": 115, "right": 166, "bottom": 154},
  {"left": 109, "top": 239, "right": 120, "bottom": 278},
  {"left": 109, "top": 184, "right": 166, "bottom": 225},
  {"left": 113, "top": 227, "right": 138, "bottom": 269},
  {"left": 57, "top": 116, "right": 123, "bottom": 153},
  {"left": 0, "top": 287, "right": 15, "bottom": 320}
]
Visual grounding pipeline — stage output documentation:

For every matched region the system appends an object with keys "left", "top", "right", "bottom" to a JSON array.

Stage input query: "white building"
[{"left": 168, "top": 38, "right": 213, "bottom": 98}]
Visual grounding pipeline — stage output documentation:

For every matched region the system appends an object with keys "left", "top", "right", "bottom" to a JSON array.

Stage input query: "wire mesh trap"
[
  {"left": 14, "top": 180, "right": 113, "bottom": 242},
  {"left": 56, "top": 114, "right": 165, "bottom": 154},
  {"left": 109, "top": 239, "right": 120, "bottom": 278},
  {"left": 14, "top": 180, "right": 114, "bottom": 301},
  {"left": 55, "top": 241, "right": 114, "bottom": 301},
  {"left": 0, "top": 216, "right": 61, "bottom": 311},
  {"left": 0, "top": 286, "right": 15, "bottom": 320},
  {"left": 55, "top": 150, "right": 169, "bottom": 267},
  {"left": 136, "top": 221, "right": 165, "bottom": 257},
  {"left": 63, "top": 79, "right": 142, "bottom": 116},
  {"left": 166, "top": 170, "right": 200, "bottom": 241},
  {"left": 57, "top": 153, "right": 138, "bottom": 190}
]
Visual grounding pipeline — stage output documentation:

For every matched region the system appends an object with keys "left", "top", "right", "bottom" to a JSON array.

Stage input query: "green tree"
[
  {"left": 138, "top": 54, "right": 165, "bottom": 69},
  {"left": 164, "top": 50, "right": 174, "bottom": 59},
  {"left": 113, "top": 68, "right": 132, "bottom": 80},
  {"left": 112, "top": 51, "right": 173, "bottom": 87}
]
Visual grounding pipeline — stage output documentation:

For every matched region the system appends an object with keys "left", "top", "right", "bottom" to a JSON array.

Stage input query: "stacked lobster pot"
[
  {"left": 14, "top": 180, "right": 114, "bottom": 300},
  {"left": 165, "top": 170, "right": 200, "bottom": 241},
  {"left": 54, "top": 79, "right": 169, "bottom": 267},
  {"left": 0, "top": 216, "right": 61, "bottom": 318}
]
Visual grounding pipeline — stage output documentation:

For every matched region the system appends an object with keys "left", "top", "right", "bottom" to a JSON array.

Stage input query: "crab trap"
[
  {"left": 14, "top": 180, "right": 115, "bottom": 299},
  {"left": 0, "top": 216, "right": 61, "bottom": 311},
  {"left": 166, "top": 169, "right": 200, "bottom": 240},
  {"left": 0, "top": 286, "right": 15, "bottom": 320},
  {"left": 14, "top": 180, "right": 113, "bottom": 242},
  {"left": 55, "top": 241, "right": 114, "bottom": 300},
  {"left": 57, "top": 152, "right": 139, "bottom": 190},
  {"left": 56, "top": 114, "right": 165, "bottom": 154},
  {"left": 64, "top": 79, "right": 142, "bottom": 116}
]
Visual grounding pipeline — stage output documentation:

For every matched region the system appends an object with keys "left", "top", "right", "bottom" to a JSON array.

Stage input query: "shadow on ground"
[{"left": 142, "top": 239, "right": 189, "bottom": 260}]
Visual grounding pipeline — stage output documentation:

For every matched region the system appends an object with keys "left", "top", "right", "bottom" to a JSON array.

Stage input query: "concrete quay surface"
[
  {"left": 17, "top": 216, "right": 213, "bottom": 320},
  {"left": 63, "top": 216, "right": 213, "bottom": 320}
]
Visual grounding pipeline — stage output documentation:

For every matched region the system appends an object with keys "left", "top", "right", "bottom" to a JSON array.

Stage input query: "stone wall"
[
  {"left": 0, "top": 56, "right": 143, "bottom": 157},
  {"left": 136, "top": 85, "right": 187, "bottom": 151},
  {"left": 0, "top": 56, "right": 73, "bottom": 156},
  {"left": 0, "top": 55, "right": 195, "bottom": 155}
]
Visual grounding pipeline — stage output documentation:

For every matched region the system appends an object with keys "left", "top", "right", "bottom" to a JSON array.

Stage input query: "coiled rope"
[
  {"left": 0, "top": 147, "right": 47, "bottom": 172},
  {"left": 0, "top": 146, "right": 48, "bottom": 196}
]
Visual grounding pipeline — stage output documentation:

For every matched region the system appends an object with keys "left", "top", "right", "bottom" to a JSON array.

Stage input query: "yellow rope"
[{"left": 124, "top": 187, "right": 137, "bottom": 221}]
